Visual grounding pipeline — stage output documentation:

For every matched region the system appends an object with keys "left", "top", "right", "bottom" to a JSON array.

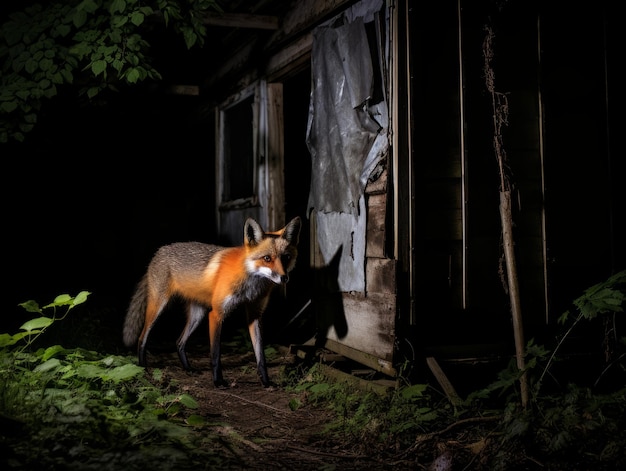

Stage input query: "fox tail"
[{"left": 123, "top": 274, "right": 148, "bottom": 348}]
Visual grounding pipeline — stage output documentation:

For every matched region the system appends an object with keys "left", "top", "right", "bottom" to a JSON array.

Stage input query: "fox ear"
[
  {"left": 244, "top": 218, "right": 264, "bottom": 246},
  {"left": 282, "top": 217, "right": 301, "bottom": 245}
]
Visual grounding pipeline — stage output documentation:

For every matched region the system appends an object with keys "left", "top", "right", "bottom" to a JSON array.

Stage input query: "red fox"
[{"left": 123, "top": 216, "right": 301, "bottom": 388}]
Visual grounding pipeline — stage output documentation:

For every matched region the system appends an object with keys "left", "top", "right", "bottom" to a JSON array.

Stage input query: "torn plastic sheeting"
[
  {"left": 315, "top": 196, "right": 367, "bottom": 293},
  {"left": 306, "top": 16, "right": 381, "bottom": 216}
]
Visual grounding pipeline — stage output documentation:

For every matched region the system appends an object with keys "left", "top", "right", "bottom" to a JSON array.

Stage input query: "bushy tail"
[{"left": 123, "top": 274, "right": 148, "bottom": 348}]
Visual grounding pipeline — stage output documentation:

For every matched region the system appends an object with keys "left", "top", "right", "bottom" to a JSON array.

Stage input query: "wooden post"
[
  {"left": 500, "top": 190, "right": 528, "bottom": 407},
  {"left": 483, "top": 23, "right": 529, "bottom": 408}
]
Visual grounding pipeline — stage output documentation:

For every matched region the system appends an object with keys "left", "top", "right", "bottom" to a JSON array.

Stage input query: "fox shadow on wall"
[{"left": 278, "top": 245, "right": 347, "bottom": 350}]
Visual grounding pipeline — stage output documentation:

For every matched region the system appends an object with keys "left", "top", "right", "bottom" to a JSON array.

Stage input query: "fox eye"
[{"left": 263, "top": 255, "right": 271, "bottom": 263}]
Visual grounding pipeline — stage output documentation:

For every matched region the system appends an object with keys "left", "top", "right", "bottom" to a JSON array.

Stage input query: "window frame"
[{"left": 216, "top": 84, "right": 259, "bottom": 211}]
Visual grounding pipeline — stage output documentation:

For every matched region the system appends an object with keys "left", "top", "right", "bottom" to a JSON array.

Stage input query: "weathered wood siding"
[{"left": 314, "top": 168, "right": 397, "bottom": 376}]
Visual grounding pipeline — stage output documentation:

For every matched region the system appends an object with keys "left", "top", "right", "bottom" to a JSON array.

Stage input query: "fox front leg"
[
  {"left": 248, "top": 317, "right": 269, "bottom": 388},
  {"left": 209, "top": 309, "right": 228, "bottom": 387}
]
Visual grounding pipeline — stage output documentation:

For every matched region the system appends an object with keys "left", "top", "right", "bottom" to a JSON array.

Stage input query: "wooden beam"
[
  {"left": 318, "top": 364, "right": 396, "bottom": 396},
  {"left": 168, "top": 85, "right": 200, "bottom": 96},
  {"left": 322, "top": 337, "right": 396, "bottom": 378},
  {"left": 202, "top": 12, "right": 279, "bottom": 30},
  {"left": 426, "top": 357, "right": 462, "bottom": 406}
]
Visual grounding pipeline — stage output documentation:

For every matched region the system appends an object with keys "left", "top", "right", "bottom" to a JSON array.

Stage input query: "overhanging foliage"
[{"left": 0, "top": 0, "right": 220, "bottom": 143}]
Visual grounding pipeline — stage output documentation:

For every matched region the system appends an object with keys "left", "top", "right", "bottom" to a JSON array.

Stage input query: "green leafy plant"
[
  {"left": 0, "top": 290, "right": 91, "bottom": 351},
  {"left": 288, "top": 363, "right": 443, "bottom": 455},
  {"left": 538, "top": 269, "right": 626, "bottom": 393},
  {"left": 0, "top": 0, "right": 221, "bottom": 143},
  {"left": 0, "top": 292, "right": 222, "bottom": 470},
  {"left": 464, "top": 271, "right": 626, "bottom": 469}
]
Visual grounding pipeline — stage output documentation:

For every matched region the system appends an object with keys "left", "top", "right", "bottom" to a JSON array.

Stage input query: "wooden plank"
[
  {"left": 324, "top": 293, "right": 396, "bottom": 366},
  {"left": 202, "top": 12, "right": 279, "bottom": 30},
  {"left": 366, "top": 193, "right": 386, "bottom": 258},
  {"left": 318, "top": 363, "right": 397, "bottom": 395},
  {"left": 322, "top": 338, "right": 396, "bottom": 378},
  {"left": 268, "top": 0, "right": 356, "bottom": 46},
  {"left": 207, "top": 0, "right": 355, "bottom": 88},
  {"left": 265, "top": 33, "right": 312, "bottom": 80},
  {"left": 426, "top": 357, "right": 462, "bottom": 406},
  {"left": 265, "top": 83, "right": 286, "bottom": 229},
  {"left": 366, "top": 258, "right": 396, "bottom": 295},
  {"left": 365, "top": 166, "right": 387, "bottom": 195},
  {"left": 168, "top": 85, "right": 200, "bottom": 96}
]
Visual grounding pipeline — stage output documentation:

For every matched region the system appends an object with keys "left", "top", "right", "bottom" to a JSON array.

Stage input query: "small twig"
[
  {"left": 286, "top": 444, "right": 369, "bottom": 460},
  {"left": 397, "top": 415, "right": 502, "bottom": 458},
  {"left": 212, "top": 390, "right": 288, "bottom": 415},
  {"left": 536, "top": 313, "right": 583, "bottom": 395}
]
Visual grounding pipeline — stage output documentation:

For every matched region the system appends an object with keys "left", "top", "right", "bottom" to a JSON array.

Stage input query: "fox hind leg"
[
  {"left": 176, "top": 302, "right": 206, "bottom": 370},
  {"left": 137, "top": 297, "right": 169, "bottom": 367}
]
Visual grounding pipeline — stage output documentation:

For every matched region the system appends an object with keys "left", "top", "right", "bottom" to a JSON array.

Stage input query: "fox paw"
[
  {"left": 214, "top": 378, "right": 230, "bottom": 389},
  {"left": 262, "top": 380, "right": 277, "bottom": 390}
]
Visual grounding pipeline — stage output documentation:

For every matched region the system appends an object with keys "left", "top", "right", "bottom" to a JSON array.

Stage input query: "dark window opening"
[{"left": 223, "top": 95, "right": 255, "bottom": 202}]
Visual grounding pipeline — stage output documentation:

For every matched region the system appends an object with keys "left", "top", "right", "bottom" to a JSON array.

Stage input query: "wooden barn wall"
[
  {"left": 312, "top": 168, "right": 397, "bottom": 377},
  {"left": 203, "top": 0, "right": 399, "bottom": 375},
  {"left": 403, "top": 0, "right": 624, "bottom": 354},
  {"left": 203, "top": 0, "right": 622, "bottom": 375}
]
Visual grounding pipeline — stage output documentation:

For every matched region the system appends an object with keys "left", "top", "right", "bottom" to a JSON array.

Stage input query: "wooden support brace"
[{"left": 426, "top": 357, "right": 462, "bottom": 406}]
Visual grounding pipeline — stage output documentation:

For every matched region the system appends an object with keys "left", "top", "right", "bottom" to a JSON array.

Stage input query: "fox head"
[{"left": 243, "top": 217, "right": 302, "bottom": 284}]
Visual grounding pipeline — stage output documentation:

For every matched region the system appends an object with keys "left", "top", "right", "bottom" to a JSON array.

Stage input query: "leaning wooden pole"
[
  {"left": 500, "top": 190, "right": 528, "bottom": 407},
  {"left": 483, "top": 25, "right": 529, "bottom": 407}
]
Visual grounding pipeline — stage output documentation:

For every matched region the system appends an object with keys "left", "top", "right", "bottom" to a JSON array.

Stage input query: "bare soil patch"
[{"left": 150, "top": 347, "right": 400, "bottom": 470}]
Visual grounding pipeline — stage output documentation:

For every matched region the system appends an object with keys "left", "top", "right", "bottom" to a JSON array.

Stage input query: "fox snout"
[{"left": 265, "top": 269, "right": 289, "bottom": 284}]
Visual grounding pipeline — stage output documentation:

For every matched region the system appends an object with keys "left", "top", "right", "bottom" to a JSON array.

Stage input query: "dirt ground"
[{"left": 151, "top": 346, "right": 404, "bottom": 471}]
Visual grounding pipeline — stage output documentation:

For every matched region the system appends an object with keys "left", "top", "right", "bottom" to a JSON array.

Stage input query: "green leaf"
[
  {"left": 105, "top": 363, "right": 145, "bottom": 382},
  {"left": 151, "top": 368, "right": 163, "bottom": 381},
  {"left": 185, "top": 414, "right": 205, "bottom": 426},
  {"left": 25, "top": 58, "right": 38, "bottom": 74},
  {"left": 42, "top": 345, "right": 67, "bottom": 361},
  {"left": 111, "top": 15, "right": 128, "bottom": 28},
  {"left": 126, "top": 67, "right": 140, "bottom": 83},
  {"left": 39, "top": 58, "right": 53, "bottom": 71},
  {"left": 0, "top": 333, "right": 18, "bottom": 347},
  {"left": 0, "top": 101, "right": 19, "bottom": 113},
  {"left": 60, "top": 68, "right": 73, "bottom": 83},
  {"left": 130, "top": 11, "right": 144, "bottom": 26},
  {"left": 400, "top": 383, "right": 428, "bottom": 400},
  {"left": 41, "top": 294, "right": 70, "bottom": 310},
  {"left": 110, "top": 0, "right": 127, "bottom": 15},
  {"left": 55, "top": 24, "right": 71, "bottom": 37},
  {"left": 78, "top": 0, "right": 99, "bottom": 14},
  {"left": 20, "top": 316, "right": 53, "bottom": 332},
  {"left": 73, "top": 291, "right": 91, "bottom": 306},
  {"left": 1, "top": 331, "right": 34, "bottom": 346},
  {"left": 310, "top": 383, "right": 330, "bottom": 393},
  {"left": 109, "top": 28, "right": 122, "bottom": 43},
  {"left": 18, "top": 300, "right": 41, "bottom": 313},
  {"left": 182, "top": 28, "right": 197, "bottom": 49},
  {"left": 87, "top": 86, "right": 100, "bottom": 98},
  {"left": 76, "top": 363, "right": 107, "bottom": 379},
  {"left": 73, "top": 10, "right": 87, "bottom": 28},
  {"left": 178, "top": 394, "right": 199, "bottom": 409},
  {"left": 34, "top": 357, "right": 62, "bottom": 373},
  {"left": 91, "top": 59, "right": 107, "bottom": 76},
  {"left": 112, "top": 58, "right": 124, "bottom": 72}
]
